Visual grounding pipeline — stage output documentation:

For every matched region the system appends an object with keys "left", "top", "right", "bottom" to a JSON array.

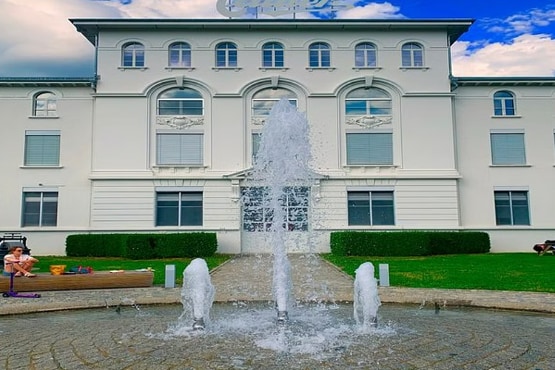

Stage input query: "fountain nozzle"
[
  {"left": 192, "top": 317, "right": 205, "bottom": 330},
  {"left": 277, "top": 310, "right": 289, "bottom": 324}
]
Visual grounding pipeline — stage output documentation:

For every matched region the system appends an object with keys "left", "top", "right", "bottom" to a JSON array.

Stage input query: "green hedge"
[
  {"left": 330, "top": 231, "right": 490, "bottom": 256},
  {"left": 66, "top": 232, "right": 218, "bottom": 259}
]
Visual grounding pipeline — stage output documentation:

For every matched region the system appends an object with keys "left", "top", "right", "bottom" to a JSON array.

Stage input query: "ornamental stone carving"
[
  {"left": 346, "top": 115, "right": 392, "bottom": 129},
  {"left": 156, "top": 116, "right": 204, "bottom": 129}
]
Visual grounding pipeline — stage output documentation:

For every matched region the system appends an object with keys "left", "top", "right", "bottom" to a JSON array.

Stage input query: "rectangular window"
[
  {"left": 157, "top": 133, "right": 203, "bottom": 165},
  {"left": 347, "top": 132, "right": 393, "bottom": 165},
  {"left": 158, "top": 99, "right": 203, "bottom": 115},
  {"left": 22, "top": 191, "right": 58, "bottom": 226},
  {"left": 348, "top": 191, "right": 394, "bottom": 226},
  {"left": 345, "top": 100, "right": 392, "bottom": 116},
  {"left": 24, "top": 130, "right": 60, "bottom": 166},
  {"left": 156, "top": 191, "right": 202, "bottom": 226},
  {"left": 242, "top": 186, "right": 309, "bottom": 232},
  {"left": 490, "top": 132, "right": 526, "bottom": 165},
  {"left": 494, "top": 190, "right": 530, "bottom": 225}
]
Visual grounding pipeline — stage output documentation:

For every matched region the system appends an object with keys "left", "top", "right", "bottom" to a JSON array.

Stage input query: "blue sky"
[{"left": 0, "top": 0, "right": 553, "bottom": 77}]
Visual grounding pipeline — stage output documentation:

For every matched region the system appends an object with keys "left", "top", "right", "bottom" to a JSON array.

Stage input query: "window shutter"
[
  {"left": 157, "top": 134, "right": 203, "bottom": 165},
  {"left": 347, "top": 133, "right": 392, "bottom": 165},
  {"left": 491, "top": 133, "right": 525, "bottom": 165},
  {"left": 25, "top": 133, "right": 60, "bottom": 166}
]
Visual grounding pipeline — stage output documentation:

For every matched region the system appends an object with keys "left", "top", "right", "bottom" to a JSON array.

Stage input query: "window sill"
[
  {"left": 306, "top": 67, "right": 336, "bottom": 71},
  {"left": 21, "top": 226, "right": 58, "bottom": 229},
  {"left": 489, "top": 164, "right": 531, "bottom": 167},
  {"left": 352, "top": 67, "right": 382, "bottom": 71},
  {"left": 28, "top": 116, "right": 59, "bottom": 119},
  {"left": 20, "top": 165, "right": 63, "bottom": 169},
  {"left": 399, "top": 66, "right": 429, "bottom": 71},
  {"left": 212, "top": 67, "right": 242, "bottom": 71},
  {"left": 165, "top": 66, "right": 195, "bottom": 71},
  {"left": 152, "top": 165, "right": 207, "bottom": 170},
  {"left": 118, "top": 66, "right": 148, "bottom": 71},
  {"left": 347, "top": 225, "right": 396, "bottom": 229},
  {"left": 259, "top": 67, "right": 289, "bottom": 71},
  {"left": 491, "top": 115, "right": 521, "bottom": 119},
  {"left": 344, "top": 164, "right": 397, "bottom": 168}
]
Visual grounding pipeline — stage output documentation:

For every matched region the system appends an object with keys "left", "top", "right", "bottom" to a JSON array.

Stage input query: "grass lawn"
[
  {"left": 322, "top": 253, "right": 555, "bottom": 293},
  {"left": 33, "top": 255, "right": 232, "bottom": 286},
  {"left": 31, "top": 253, "right": 554, "bottom": 292}
]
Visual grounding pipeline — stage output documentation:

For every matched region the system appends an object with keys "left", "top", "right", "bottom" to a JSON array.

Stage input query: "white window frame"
[
  {"left": 156, "top": 132, "right": 203, "bottom": 166},
  {"left": 346, "top": 130, "right": 393, "bottom": 166},
  {"left": 122, "top": 42, "right": 145, "bottom": 68},
  {"left": 262, "top": 42, "right": 284, "bottom": 68},
  {"left": 401, "top": 42, "right": 424, "bottom": 67},
  {"left": 21, "top": 188, "right": 59, "bottom": 227},
  {"left": 215, "top": 42, "right": 238, "bottom": 68},
  {"left": 493, "top": 188, "right": 530, "bottom": 226},
  {"left": 155, "top": 188, "right": 203, "bottom": 226},
  {"left": 347, "top": 188, "right": 395, "bottom": 226},
  {"left": 309, "top": 42, "right": 331, "bottom": 68},
  {"left": 33, "top": 92, "right": 57, "bottom": 117},
  {"left": 354, "top": 42, "right": 377, "bottom": 68},
  {"left": 490, "top": 129, "right": 526, "bottom": 166},
  {"left": 168, "top": 42, "right": 192, "bottom": 68},
  {"left": 24, "top": 130, "right": 61, "bottom": 167}
]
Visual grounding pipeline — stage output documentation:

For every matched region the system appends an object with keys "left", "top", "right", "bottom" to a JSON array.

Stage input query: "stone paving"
[{"left": 0, "top": 254, "right": 553, "bottom": 369}]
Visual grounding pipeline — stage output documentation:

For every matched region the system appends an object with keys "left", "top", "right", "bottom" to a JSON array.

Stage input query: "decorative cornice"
[
  {"left": 346, "top": 115, "right": 392, "bottom": 129},
  {"left": 156, "top": 115, "right": 204, "bottom": 129}
]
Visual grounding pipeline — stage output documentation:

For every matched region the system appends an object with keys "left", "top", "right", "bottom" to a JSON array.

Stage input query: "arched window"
[
  {"left": 493, "top": 91, "right": 516, "bottom": 116},
  {"left": 157, "top": 88, "right": 203, "bottom": 116},
  {"left": 252, "top": 88, "right": 297, "bottom": 116},
  {"left": 401, "top": 42, "right": 423, "bottom": 67},
  {"left": 251, "top": 88, "right": 297, "bottom": 161},
  {"left": 156, "top": 87, "right": 204, "bottom": 166},
  {"left": 355, "top": 42, "right": 377, "bottom": 67},
  {"left": 309, "top": 42, "right": 331, "bottom": 68},
  {"left": 33, "top": 92, "right": 57, "bottom": 117},
  {"left": 215, "top": 42, "right": 237, "bottom": 67},
  {"left": 345, "top": 87, "right": 391, "bottom": 116},
  {"left": 168, "top": 42, "right": 191, "bottom": 67},
  {"left": 122, "top": 42, "right": 145, "bottom": 67},
  {"left": 345, "top": 88, "right": 393, "bottom": 166},
  {"left": 262, "top": 42, "right": 284, "bottom": 68}
]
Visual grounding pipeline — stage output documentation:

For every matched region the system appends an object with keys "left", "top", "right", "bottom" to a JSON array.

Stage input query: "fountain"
[
  {"left": 245, "top": 98, "right": 316, "bottom": 322},
  {"left": 179, "top": 258, "right": 215, "bottom": 330},
  {"left": 353, "top": 262, "right": 381, "bottom": 330}
]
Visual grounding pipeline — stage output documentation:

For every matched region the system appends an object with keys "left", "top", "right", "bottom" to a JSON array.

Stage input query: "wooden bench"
[{"left": 0, "top": 271, "right": 154, "bottom": 292}]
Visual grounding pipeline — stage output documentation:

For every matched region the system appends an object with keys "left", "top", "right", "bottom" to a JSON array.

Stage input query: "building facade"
[{"left": 1, "top": 19, "right": 554, "bottom": 255}]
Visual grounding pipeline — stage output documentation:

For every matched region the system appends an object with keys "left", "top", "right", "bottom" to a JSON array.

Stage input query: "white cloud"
[
  {"left": 451, "top": 34, "right": 555, "bottom": 77},
  {"left": 99, "top": 0, "right": 224, "bottom": 18},
  {"left": 335, "top": 2, "right": 404, "bottom": 19}
]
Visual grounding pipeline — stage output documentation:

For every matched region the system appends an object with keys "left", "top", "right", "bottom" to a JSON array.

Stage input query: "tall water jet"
[
  {"left": 353, "top": 262, "right": 381, "bottom": 329},
  {"left": 180, "top": 258, "right": 215, "bottom": 330},
  {"left": 247, "top": 98, "right": 315, "bottom": 322}
]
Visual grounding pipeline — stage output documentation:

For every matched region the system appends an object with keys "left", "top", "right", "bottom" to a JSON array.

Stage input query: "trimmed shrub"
[
  {"left": 428, "top": 231, "right": 490, "bottom": 254},
  {"left": 156, "top": 233, "right": 217, "bottom": 258},
  {"left": 330, "top": 230, "right": 490, "bottom": 256},
  {"left": 65, "top": 232, "right": 218, "bottom": 259},
  {"left": 66, "top": 234, "right": 127, "bottom": 257},
  {"left": 123, "top": 234, "right": 158, "bottom": 259}
]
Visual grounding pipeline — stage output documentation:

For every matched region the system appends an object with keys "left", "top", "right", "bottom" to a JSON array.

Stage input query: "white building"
[{"left": 1, "top": 19, "right": 554, "bottom": 255}]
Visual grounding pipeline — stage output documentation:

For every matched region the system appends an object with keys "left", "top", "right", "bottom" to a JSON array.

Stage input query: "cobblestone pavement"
[{"left": 0, "top": 254, "right": 554, "bottom": 369}]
